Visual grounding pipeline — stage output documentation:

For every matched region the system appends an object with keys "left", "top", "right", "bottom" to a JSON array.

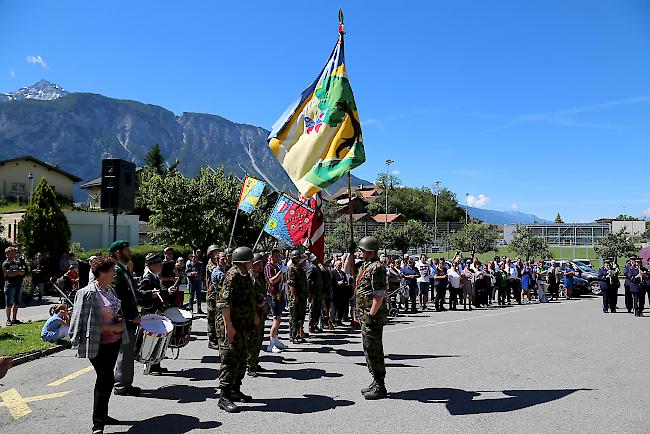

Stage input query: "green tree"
[
  {"left": 555, "top": 213, "right": 564, "bottom": 223},
  {"left": 144, "top": 144, "right": 179, "bottom": 176},
  {"left": 595, "top": 228, "right": 637, "bottom": 262},
  {"left": 137, "top": 167, "right": 267, "bottom": 248},
  {"left": 508, "top": 226, "right": 551, "bottom": 260},
  {"left": 17, "top": 178, "right": 71, "bottom": 260},
  {"left": 325, "top": 222, "right": 350, "bottom": 253},
  {"left": 366, "top": 185, "right": 465, "bottom": 222},
  {"left": 448, "top": 223, "right": 499, "bottom": 256},
  {"left": 374, "top": 220, "right": 431, "bottom": 254},
  {"left": 616, "top": 214, "right": 639, "bottom": 221}
]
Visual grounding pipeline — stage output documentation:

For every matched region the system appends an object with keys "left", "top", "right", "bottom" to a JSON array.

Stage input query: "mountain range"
[
  {"left": 466, "top": 206, "right": 551, "bottom": 225},
  {"left": 0, "top": 80, "right": 368, "bottom": 199}
]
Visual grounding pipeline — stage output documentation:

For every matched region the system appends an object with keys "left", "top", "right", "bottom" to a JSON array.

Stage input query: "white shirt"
[
  {"left": 447, "top": 268, "right": 461, "bottom": 288},
  {"left": 415, "top": 261, "right": 432, "bottom": 283}
]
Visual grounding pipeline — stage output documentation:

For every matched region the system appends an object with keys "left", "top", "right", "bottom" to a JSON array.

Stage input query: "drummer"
[{"left": 138, "top": 253, "right": 169, "bottom": 374}]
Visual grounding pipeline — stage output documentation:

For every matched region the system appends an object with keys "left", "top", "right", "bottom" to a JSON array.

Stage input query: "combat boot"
[
  {"left": 363, "top": 380, "right": 387, "bottom": 400},
  {"left": 361, "top": 379, "right": 377, "bottom": 394},
  {"left": 218, "top": 388, "right": 241, "bottom": 413},
  {"left": 231, "top": 387, "right": 253, "bottom": 403}
]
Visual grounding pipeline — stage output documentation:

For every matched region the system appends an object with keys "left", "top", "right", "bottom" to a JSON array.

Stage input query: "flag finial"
[{"left": 338, "top": 8, "right": 345, "bottom": 35}]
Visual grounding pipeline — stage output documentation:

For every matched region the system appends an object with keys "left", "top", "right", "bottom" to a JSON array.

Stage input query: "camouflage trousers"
[
  {"left": 358, "top": 302, "right": 387, "bottom": 382},
  {"left": 247, "top": 319, "right": 265, "bottom": 367},
  {"left": 218, "top": 329, "right": 250, "bottom": 390},
  {"left": 289, "top": 296, "right": 307, "bottom": 340},
  {"left": 309, "top": 288, "right": 322, "bottom": 327},
  {"left": 206, "top": 293, "right": 217, "bottom": 343}
]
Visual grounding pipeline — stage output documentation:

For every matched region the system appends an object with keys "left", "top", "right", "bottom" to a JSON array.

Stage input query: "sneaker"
[
  {"left": 274, "top": 338, "right": 289, "bottom": 350},
  {"left": 271, "top": 345, "right": 282, "bottom": 353}
]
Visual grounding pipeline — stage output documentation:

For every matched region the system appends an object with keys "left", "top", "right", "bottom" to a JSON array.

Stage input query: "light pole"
[
  {"left": 384, "top": 159, "right": 394, "bottom": 256},
  {"left": 27, "top": 172, "right": 34, "bottom": 203},
  {"left": 433, "top": 180, "right": 440, "bottom": 251}
]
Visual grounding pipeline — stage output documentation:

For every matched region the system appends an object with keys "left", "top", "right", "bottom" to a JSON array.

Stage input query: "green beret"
[{"left": 109, "top": 240, "right": 130, "bottom": 254}]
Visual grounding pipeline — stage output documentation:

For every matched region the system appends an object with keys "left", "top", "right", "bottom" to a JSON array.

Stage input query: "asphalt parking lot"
[{"left": 2, "top": 295, "right": 649, "bottom": 434}]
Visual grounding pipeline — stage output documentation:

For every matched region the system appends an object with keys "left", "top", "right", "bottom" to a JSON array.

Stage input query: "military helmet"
[
  {"left": 225, "top": 247, "right": 235, "bottom": 256},
  {"left": 252, "top": 253, "right": 264, "bottom": 264},
  {"left": 207, "top": 244, "right": 219, "bottom": 257},
  {"left": 289, "top": 249, "right": 304, "bottom": 259},
  {"left": 232, "top": 246, "right": 254, "bottom": 263},
  {"left": 358, "top": 236, "right": 379, "bottom": 252}
]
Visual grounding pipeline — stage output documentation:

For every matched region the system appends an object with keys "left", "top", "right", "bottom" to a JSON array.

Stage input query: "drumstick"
[{"left": 156, "top": 291, "right": 164, "bottom": 304}]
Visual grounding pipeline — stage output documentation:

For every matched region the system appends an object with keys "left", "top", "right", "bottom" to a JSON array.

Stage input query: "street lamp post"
[
  {"left": 384, "top": 159, "right": 394, "bottom": 256},
  {"left": 433, "top": 180, "right": 440, "bottom": 251},
  {"left": 27, "top": 172, "right": 34, "bottom": 203}
]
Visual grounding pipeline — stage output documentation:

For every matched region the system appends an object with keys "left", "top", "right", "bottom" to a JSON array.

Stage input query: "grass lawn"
[
  {"left": 0, "top": 202, "right": 26, "bottom": 213},
  {"left": 437, "top": 246, "right": 604, "bottom": 265},
  {"left": 0, "top": 320, "right": 56, "bottom": 357}
]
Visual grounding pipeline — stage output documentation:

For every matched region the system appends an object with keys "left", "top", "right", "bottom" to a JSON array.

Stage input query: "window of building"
[{"left": 10, "top": 183, "right": 26, "bottom": 193}]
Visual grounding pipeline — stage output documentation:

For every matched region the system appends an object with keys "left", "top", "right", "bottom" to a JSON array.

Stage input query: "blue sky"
[{"left": 1, "top": 1, "right": 649, "bottom": 222}]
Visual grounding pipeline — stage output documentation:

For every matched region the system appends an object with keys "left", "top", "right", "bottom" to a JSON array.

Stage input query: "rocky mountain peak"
[{"left": 1, "top": 79, "right": 68, "bottom": 102}]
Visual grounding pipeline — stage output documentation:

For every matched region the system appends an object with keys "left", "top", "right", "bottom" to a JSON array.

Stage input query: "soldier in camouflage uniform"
[
  {"left": 287, "top": 249, "right": 308, "bottom": 344},
  {"left": 247, "top": 253, "right": 270, "bottom": 377},
  {"left": 345, "top": 236, "right": 388, "bottom": 400},
  {"left": 307, "top": 253, "right": 324, "bottom": 334},
  {"left": 215, "top": 246, "right": 258, "bottom": 413},
  {"left": 205, "top": 244, "right": 220, "bottom": 350}
]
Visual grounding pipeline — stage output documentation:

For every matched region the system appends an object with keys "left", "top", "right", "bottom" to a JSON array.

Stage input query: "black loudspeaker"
[{"left": 100, "top": 158, "right": 136, "bottom": 210}]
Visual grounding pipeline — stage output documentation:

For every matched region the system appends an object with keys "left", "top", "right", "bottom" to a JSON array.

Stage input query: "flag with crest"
[
  {"left": 268, "top": 18, "right": 365, "bottom": 197},
  {"left": 263, "top": 193, "right": 316, "bottom": 248},
  {"left": 237, "top": 176, "right": 266, "bottom": 214}
]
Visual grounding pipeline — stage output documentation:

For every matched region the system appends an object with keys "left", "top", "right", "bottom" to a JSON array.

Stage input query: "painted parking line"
[
  {"left": 385, "top": 301, "right": 575, "bottom": 334},
  {"left": 47, "top": 365, "right": 93, "bottom": 387},
  {"left": 0, "top": 388, "right": 71, "bottom": 419}
]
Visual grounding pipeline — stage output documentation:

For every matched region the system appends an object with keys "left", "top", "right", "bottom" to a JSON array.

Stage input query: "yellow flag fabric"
[{"left": 268, "top": 34, "right": 365, "bottom": 197}]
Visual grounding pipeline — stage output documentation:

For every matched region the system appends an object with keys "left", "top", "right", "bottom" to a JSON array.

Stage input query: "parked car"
[
  {"left": 538, "top": 263, "right": 590, "bottom": 296},
  {"left": 572, "top": 259, "right": 595, "bottom": 269},
  {"left": 543, "top": 260, "right": 600, "bottom": 295}
]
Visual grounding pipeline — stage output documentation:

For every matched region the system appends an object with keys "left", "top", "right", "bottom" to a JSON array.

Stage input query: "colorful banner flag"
[
  {"left": 300, "top": 192, "right": 325, "bottom": 263},
  {"left": 264, "top": 193, "right": 315, "bottom": 248},
  {"left": 268, "top": 24, "right": 365, "bottom": 197},
  {"left": 237, "top": 176, "right": 266, "bottom": 214}
]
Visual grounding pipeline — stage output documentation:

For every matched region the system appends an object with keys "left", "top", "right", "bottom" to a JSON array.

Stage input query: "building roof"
[
  {"left": 327, "top": 184, "right": 380, "bottom": 201},
  {"left": 372, "top": 213, "right": 406, "bottom": 223},
  {"left": 80, "top": 177, "right": 101, "bottom": 189},
  {"left": 337, "top": 213, "right": 373, "bottom": 222},
  {"left": 0, "top": 155, "right": 82, "bottom": 182}
]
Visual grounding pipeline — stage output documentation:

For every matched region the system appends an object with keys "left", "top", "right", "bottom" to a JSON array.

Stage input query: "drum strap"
[{"left": 116, "top": 262, "right": 138, "bottom": 303}]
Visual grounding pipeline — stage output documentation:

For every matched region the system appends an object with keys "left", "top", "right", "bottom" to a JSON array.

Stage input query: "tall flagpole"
[
  {"left": 339, "top": 9, "right": 354, "bottom": 246},
  {"left": 228, "top": 206, "right": 240, "bottom": 249}
]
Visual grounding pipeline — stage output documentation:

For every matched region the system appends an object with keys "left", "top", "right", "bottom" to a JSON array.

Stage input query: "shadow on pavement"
[
  {"left": 173, "top": 367, "right": 219, "bottom": 382},
  {"left": 259, "top": 368, "right": 343, "bottom": 380},
  {"left": 246, "top": 394, "right": 354, "bottom": 413},
  {"left": 123, "top": 414, "right": 221, "bottom": 433},
  {"left": 200, "top": 355, "right": 220, "bottom": 364},
  {"left": 306, "top": 338, "right": 359, "bottom": 346},
  {"left": 354, "top": 362, "right": 419, "bottom": 368},
  {"left": 258, "top": 354, "right": 300, "bottom": 364},
  {"left": 387, "top": 354, "right": 460, "bottom": 361},
  {"left": 390, "top": 387, "right": 592, "bottom": 414},
  {"left": 140, "top": 385, "right": 217, "bottom": 403}
]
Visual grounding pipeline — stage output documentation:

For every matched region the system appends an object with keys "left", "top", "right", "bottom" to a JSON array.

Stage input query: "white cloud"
[
  {"left": 26, "top": 55, "right": 47, "bottom": 68},
  {"left": 643, "top": 208, "right": 650, "bottom": 217},
  {"left": 9, "top": 70, "right": 15, "bottom": 77},
  {"left": 391, "top": 170, "right": 399, "bottom": 175},
  {"left": 466, "top": 194, "right": 489, "bottom": 208},
  {"left": 511, "top": 203, "right": 519, "bottom": 210}
]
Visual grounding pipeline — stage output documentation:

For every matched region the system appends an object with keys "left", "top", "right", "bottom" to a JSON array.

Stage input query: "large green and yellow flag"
[{"left": 268, "top": 24, "right": 365, "bottom": 197}]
